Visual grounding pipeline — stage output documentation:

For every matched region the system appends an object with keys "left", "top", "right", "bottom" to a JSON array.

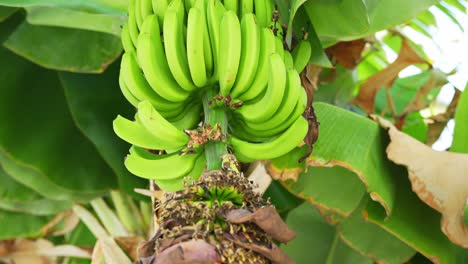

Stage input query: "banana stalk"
[{"left": 203, "top": 87, "right": 228, "bottom": 170}]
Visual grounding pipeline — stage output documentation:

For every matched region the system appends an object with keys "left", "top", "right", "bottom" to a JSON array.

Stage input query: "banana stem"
[{"left": 203, "top": 87, "right": 228, "bottom": 170}]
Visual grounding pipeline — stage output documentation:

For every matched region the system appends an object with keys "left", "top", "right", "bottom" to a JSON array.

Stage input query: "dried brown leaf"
[
  {"left": 354, "top": 39, "right": 427, "bottom": 113},
  {"left": 154, "top": 240, "right": 220, "bottom": 264},
  {"left": 326, "top": 39, "right": 367, "bottom": 69},
  {"left": 0, "top": 239, "right": 54, "bottom": 264},
  {"left": 373, "top": 115, "right": 468, "bottom": 247},
  {"left": 426, "top": 89, "right": 461, "bottom": 145},
  {"left": 231, "top": 239, "right": 294, "bottom": 264},
  {"left": 225, "top": 207, "right": 296, "bottom": 243},
  {"left": 115, "top": 236, "right": 145, "bottom": 261}
]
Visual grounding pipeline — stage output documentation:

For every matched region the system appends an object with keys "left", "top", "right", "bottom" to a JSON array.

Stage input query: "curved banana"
[
  {"left": 223, "top": 0, "right": 238, "bottom": 13},
  {"left": 284, "top": 50, "right": 294, "bottom": 69},
  {"left": 218, "top": 10, "right": 241, "bottom": 96},
  {"left": 193, "top": 0, "right": 214, "bottom": 77},
  {"left": 121, "top": 24, "right": 135, "bottom": 53},
  {"left": 114, "top": 115, "right": 186, "bottom": 150},
  {"left": 140, "top": 0, "right": 153, "bottom": 22},
  {"left": 274, "top": 35, "right": 284, "bottom": 59},
  {"left": 240, "top": 0, "right": 253, "bottom": 16},
  {"left": 230, "top": 13, "right": 260, "bottom": 98},
  {"left": 292, "top": 40, "right": 312, "bottom": 73},
  {"left": 118, "top": 73, "right": 139, "bottom": 107},
  {"left": 127, "top": 0, "right": 140, "bottom": 46},
  {"left": 236, "top": 27, "right": 275, "bottom": 101},
  {"left": 120, "top": 52, "right": 184, "bottom": 112},
  {"left": 136, "top": 101, "right": 190, "bottom": 149},
  {"left": 137, "top": 16, "right": 190, "bottom": 102},
  {"left": 152, "top": 0, "right": 169, "bottom": 25},
  {"left": 244, "top": 69, "right": 302, "bottom": 131},
  {"left": 229, "top": 115, "right": 308, "bottom": 161},
  {"left": 237, "top": 53, "right": 287, "bottom": 123},
  {"left": 169, "top": 102, "right": 203, "bottom": 130},
  {"left": 253, "top": 0, "right": 272, "bottom": 27},
  {"left": 134, "top": 0, "right": 144, "bottom": 29},
  {"left": 164, "top": 0, "right": 197, "bottom": 91},
  {"left": 187, "top": 7, "right": 208, "bottom": 87},
  {"left": 206, "top": 0, "right": 225, "bottom": 78},
  {"left": 235, "top": 88, "right": 307, "bottom": 138},
  {"left": 125, "top": 151, "right": 201, "bottom": 180}
]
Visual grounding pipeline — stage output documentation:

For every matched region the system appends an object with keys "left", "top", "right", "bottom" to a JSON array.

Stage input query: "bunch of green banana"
[{"left": 115, "top": 0, "right": 313, "bottom": 191}]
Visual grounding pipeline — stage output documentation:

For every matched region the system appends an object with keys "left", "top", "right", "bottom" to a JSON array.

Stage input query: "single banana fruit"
[
  {"left": 237, "top": 53, "right": 287, "bottom": 123},
  {"left": 157, "top": 153, "right": 207, "bottom": 191},
  {"left": 134, "top": 0, "right": 144, "bottom": 29},
  {"left": 218, "top": 10, "right": 241, "bottom": 96},
  {"left": 114, "top": 115, "right": 186, "bottom": 150},
  {"left": 253, "top": 0, "right": 272, "bottom": 27},
  {"left": 164, "top": 0, "right": 197, "bottom": 91},
  {"left": 237, "top": 27, "right": 275, "bottom": 101},
  {"left": 292, "top": 40, "right": 312, "bottom": 73},
  {"left": 187, "top": 7, "right": 208, "bottom": 87},
  {"left": 230, "top": 13, "right": 260, "bottom": 98},
  {"left": 284, "top": 50, "right": 294, "bottom": 69},
  {"left": 152, "top": 0, "right": 169, "bottom": 25},
  {"left": 169, "top": 102, "right": 203, "bottom": 130},
  {"left": 206, "top": 0, "right": 225, "bottom": 78},
  {"left": 121, "top": 24, "right": 135, "bottom": 52},
  {"left": 121, "top": 52, "right": 184, "bottom": 112},
  {"left": 136, "top": 100, "right": 190, "bottom": 149},
  {"left": 140, "top": 0, "right": 153, "bottom": 22},
  {"left": 193, "top": 0, "right": 214, "bottom": 76},
  {"left": 229, "top": 115, "right": 308, "bottom": 161},
  {"left": 240, "top": 0, "right": 253, "bottom": 16},
  {"left": 223, "top": 0, "right": 238, "bottom": 13},
  {"left": 127, "top": 0, "right": 140, "bottom": 46},
  {"left": 118, "top": 74, "right": 139, "bottom": 107},
  {"left": 125, "top": 151, "right": 201, "bottom": 180},
  {"left": 138, "top": 16, "right": 190, "bottom": 102},
  {"left": 274, "top": 35, "right": 284, "bottom": 59}
]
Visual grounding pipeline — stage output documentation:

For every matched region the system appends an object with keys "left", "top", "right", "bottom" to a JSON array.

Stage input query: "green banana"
[
  {"left": 193, "top": 0, "right": 214, "bottom": 76},
  {"left": 237, "top": 27, "right": 275, "bottom": 101},
  {"left": 240, "top": 0, "right": 253, "bottom": 16},
  {"left": 274, "top": 35, "right": 284, "bottom": 59},
  {"left": 218, "top": 10, "right": 242, "bottom": 96},
  {"left": 137, "top": 16, "right": 190, "bottom": 102},
  {"left": 284, "top": 50, "right": 294, "bottom": 69},
  {"left": 237, "top": 53, "right": 287, "bottom": 123},
  {"left": 152, "top": 0, "right": 169, "bottom": 25},
  {"left": 127, "top": 0, "right": 140, "bottom": 46},
  {"left": 185, "top": 0, "right": 197, "bottom": 11},
  {"left": 187, "top": 7, "right": 208, "bottom": 87},
  {"left": 187, "top": 152, "right": 206, "bottom": 180},
  {"left": 292, "top": 40, "right": 312, "bottom": 73},
  {"left": 169, "top": 102, "right": 203, "bottom": 130},
  {"left": 118, "top": 73, "right": 139, "bottom": 107},
  {"left": 253, "top": 0, "right": 272, "bottom": 27},
  {"left": 125, "top": 151, "right": 201, "bottom": 180},
  {"left": 114, "top": 115, "right": 186, "bottom": 150},
  {"left": 223, "top": 0, "right": 238, "bottom": 13},
  {"left": 229, "top": 115, "right": 308, "bottom": 161},
  {"left": 233, "top": 88, "right": 307, "bottom": 138},
  {"left": 129, "top": 146, "right": 162, "bottom": 159},
  {"left": 230, "top": 13, "right": 260, "bottom": 98},
  {"left": 134, "top": 0, "right": 144, "bottom": 29},
  {"left": 140, "top": 0, "right": 153, "bottom": 22},
  {"left": 120, "top": 52, "right": 184, "bottom": 112},
  {"left": 136, "top": 101, "right": 190, "bottom": 149},
  {"left": 164, "top": 0, "right": 197, "bottom": 91},
  {"left": 121, "top": 23, "right": 135, "bottom": 52},
  {"left": 244, "top": 69, "right": 302, "bottom": 131},
  {"left": 206, "top": 0, "right": 225, "bottom": 78}
]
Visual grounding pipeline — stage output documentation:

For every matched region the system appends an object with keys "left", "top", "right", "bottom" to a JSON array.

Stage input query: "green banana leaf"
[
  {"left": 0, "top": 209, "right": 53, "bottom": 239},
  {"left": 0, "top": 47, "right": 116, "bottom": 201},
  {"left": 0, "top": 6, "right": 16, "bottom": 21},
  {"left": 0, "top": 164, "right": 72, "bottom": 215},
  {"left": 25, "top": 6, "right": 126, "bottom": 36},
  {"left": 59, "top": 62, "right": 146, "bottom": 199},
  {"left": 4, "top": 21, "right": 122, "bottom": 73},
  {"left": 0, "top": 0, "right": 127, "bottom": 14}
]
